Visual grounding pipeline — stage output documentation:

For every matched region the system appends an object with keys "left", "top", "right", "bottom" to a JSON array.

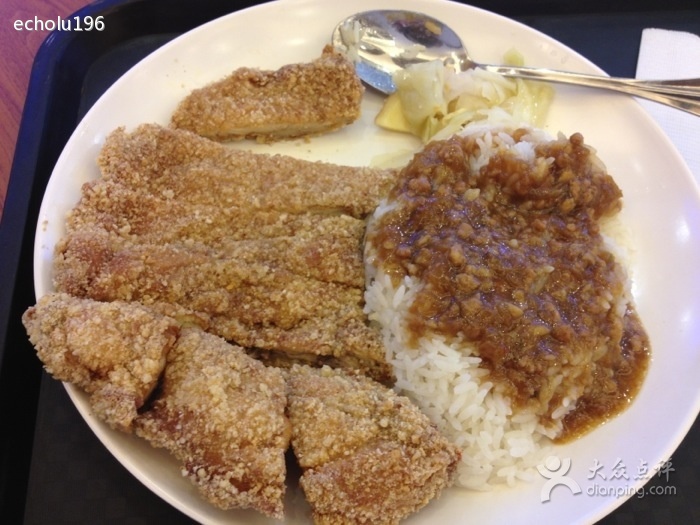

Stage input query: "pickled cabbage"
[{"left": 375, "top": 49, "right": 554, "bottom": 142}]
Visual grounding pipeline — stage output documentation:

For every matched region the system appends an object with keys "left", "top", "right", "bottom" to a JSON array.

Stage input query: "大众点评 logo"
[
  {"left": 537, "top": 456, "right": 675, "bottom": 502},
  {"left": 537, "top": 456, "right": 582, "bottom": 502}
]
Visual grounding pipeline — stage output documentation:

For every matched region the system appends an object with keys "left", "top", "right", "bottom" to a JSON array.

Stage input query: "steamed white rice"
[
  {"left": 363, "top": 123, "right": 633, "bottom": 490},
  {"left": 364, "top": 270, "right": 560, "bottom": 489}
]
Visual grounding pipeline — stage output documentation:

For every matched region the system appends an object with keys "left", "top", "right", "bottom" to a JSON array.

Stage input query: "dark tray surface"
[{"left": 1, "top": 1, "right": 698, "bottom": 523}]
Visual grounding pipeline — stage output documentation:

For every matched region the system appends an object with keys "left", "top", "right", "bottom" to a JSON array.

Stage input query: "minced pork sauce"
[{"left": 367, "top": 129, "right": 650, "bottom": 441}]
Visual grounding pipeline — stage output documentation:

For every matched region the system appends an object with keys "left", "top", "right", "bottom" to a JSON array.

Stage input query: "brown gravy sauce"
[{"left": 368, "top": 130, "right": 650, "bottom": 441}]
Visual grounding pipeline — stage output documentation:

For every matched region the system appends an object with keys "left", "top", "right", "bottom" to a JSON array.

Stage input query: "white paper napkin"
[{"left": 635, "top": 28, "right": 700, "bottom": 184}]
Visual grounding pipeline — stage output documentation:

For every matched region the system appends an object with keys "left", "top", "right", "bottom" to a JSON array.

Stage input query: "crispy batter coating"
[
  {"left": 21, "top": 293, "right": 178, "bottom": 432},
  {"left": 54, "top": 228, "right": 386, "bottom": 375},
  {"left": 54, "top": 124, "right": 396, "bottom": 382},
  {"left": 23, "top": 293, "right": 290, "bottom": 518},
  {"left": 66, "top": 176, "right": 369, "bottom": 248},
  {"left": 286, "top": 365, "right": 460, "bottom": 525},
  {"left": 94, "top": 124, "right": 396, "bottom": 218},
  {"left": 135, "top": 328, "right": 290, "bottom": 519},
  {"left": 171, "top": 45, "right": 364, "bottom": 142},
  {"left": 59, "top": 214, "right": 365, "bottom": 290}
]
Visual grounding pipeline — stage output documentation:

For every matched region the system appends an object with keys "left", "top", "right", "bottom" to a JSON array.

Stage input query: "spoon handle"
[{"left": 483, "top": 65, "right": 700, "bottom": 117}]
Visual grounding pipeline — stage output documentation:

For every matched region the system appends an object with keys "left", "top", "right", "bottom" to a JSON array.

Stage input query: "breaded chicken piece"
[
  {"left": 56, "top": 222, "right": 365, "bottom": 292},
  {"left": 134, "top": 328, "right": 290, "bottom": 519},
  {"left": 65, "top": 177, "right": 369, "bottom": 247},
  {"left": 54, "top": 227, "right": 389, "bottom": 382},
  {"left": 95, "top": 124, "right": 397, "bottom": 218},
  {"left": 171, "top": 45, "right": 364, "bottom": 142},
  {"left": 21, "top": 293, "right": 178, "bottom": 432},
  {"left": 54, "top": 124, "right": 396, "bottom": 382},
  {"left": 286, "top": 365, "right": 460, "bottom": 525}
]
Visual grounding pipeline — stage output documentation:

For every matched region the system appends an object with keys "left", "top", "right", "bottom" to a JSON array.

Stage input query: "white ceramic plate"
[{"left": 33, "top": 0, "right": 700, "bottom": 523}]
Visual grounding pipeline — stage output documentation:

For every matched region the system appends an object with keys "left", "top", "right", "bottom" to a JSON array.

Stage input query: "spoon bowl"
[
  {"left": 332, "top": 9, "right": 700, "bottom": 117},
  {"left": 332, "top": 10, "right": 467, "bottom": 93}
]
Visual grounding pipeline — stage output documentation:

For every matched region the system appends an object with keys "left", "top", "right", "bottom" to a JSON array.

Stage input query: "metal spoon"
[{"left": 332, "top": 9, "right": 700, "bottom": 117}]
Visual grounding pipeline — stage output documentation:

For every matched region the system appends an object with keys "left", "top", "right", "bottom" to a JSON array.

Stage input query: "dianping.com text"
[
  {"left": 587, "top": 483, "right": 677, "bottom": 499},
  {"left": 13, "top": 16, "right": 105, "bottom": 32}
]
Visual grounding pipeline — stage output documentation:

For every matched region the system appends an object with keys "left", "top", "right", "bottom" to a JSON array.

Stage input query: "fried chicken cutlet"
[
  {"left": 54, "top": 124, "right": 397, "bottom": 382},
  {"left": 22, "top": 292, "right": 178, "bottom": 432},
  {"left": 286, "top": 365, "right": 460, "bottom": 525},
  {"left": 55, "top": 226, "right": 382, "bottom": 371},
  {"left": 171, "top": 45, "right": 364, "bottom": 142},
  {"left": 135, "top": 327, "right": 290, "bottom": 519},
  {"left": 64, "top": 176, "right": 370, "bottom": 248},
  {"left": 23, "top": 293, "right": 290, "bottom": 519},
  {"left": 94, "top": 124, "right": 396, "bottom": 218}
]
